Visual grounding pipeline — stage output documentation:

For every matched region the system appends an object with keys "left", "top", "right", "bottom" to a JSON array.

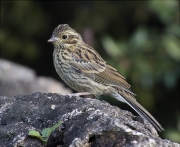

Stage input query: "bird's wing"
[
  {"left": 95, "top": 64, "right": 135, "bottom": 96},
  {"left": 70, "top": 44, "right": 134, "bottom": 95},
  {"left": 71, "top": 44, "right": 106, "bottom": 73}
]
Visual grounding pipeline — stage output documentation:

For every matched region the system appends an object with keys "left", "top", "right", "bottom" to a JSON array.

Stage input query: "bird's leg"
[
  {"left": 69, "top": 92, "right": 93, "bottom": 97},
  {"left": 58, "top": 92, "right": 95, "bottom": 98}
]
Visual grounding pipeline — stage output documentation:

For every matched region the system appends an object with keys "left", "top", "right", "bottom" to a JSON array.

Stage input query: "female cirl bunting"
[{"left": 48, "top": 24, "right": 164, "bottom": 132}]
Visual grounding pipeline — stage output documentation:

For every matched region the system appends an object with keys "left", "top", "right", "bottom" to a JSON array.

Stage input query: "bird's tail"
[{"left": 110, "top": 91, "right": 164, "bottom": 132}]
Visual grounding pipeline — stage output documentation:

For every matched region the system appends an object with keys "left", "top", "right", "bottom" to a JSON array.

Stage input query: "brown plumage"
[{"left": 48, "top": 24, "right": 164, "bottom": 132}]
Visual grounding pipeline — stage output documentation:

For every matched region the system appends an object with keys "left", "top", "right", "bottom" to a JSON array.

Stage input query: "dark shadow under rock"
[{"left": 0, "top": 92, "right": 179, "bottom": 147}]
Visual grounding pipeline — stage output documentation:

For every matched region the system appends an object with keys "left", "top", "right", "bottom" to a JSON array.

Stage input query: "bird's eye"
[{"left": 62, "top": 35, "right": 67, "bottom": 39}]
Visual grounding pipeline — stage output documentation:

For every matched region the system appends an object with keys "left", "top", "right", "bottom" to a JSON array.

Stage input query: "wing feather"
[
  {"left": 94, "top": 64, "right": 136, "bottom": 96},
  {"left": 70, "top": 44, "right": 135, "bottom": 96},
  {"left": 71, "top": 44, "right": 106, "bottom": 73}
]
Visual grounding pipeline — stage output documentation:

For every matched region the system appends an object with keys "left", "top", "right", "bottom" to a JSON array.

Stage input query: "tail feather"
[{"left": 112, "top": 92, "right": 164, "bottom": 132}]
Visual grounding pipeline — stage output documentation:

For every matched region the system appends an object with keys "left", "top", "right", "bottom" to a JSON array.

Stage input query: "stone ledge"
[{"left": 0, "top": 92, "right": 179, "bottom": 147}]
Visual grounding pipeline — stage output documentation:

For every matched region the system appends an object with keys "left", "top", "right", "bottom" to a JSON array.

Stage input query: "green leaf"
[
  {"left": 28, "top": 121, "right": 62, "bottom": 144},
  {"left": 102, "top": 35, "right": 124, "bottom": 58},
  {"left": 51, "top": 120, "right": 62, "bottom": 130},
  {"left": 41, "top": 120, "right": 62, "bottom": 142},
  {"left": 41, "top": 128, "right": 52, "bottom": 141},
  {"left": 163, "top": 36, "right": 180, "bottom": 61},
  {"left": 28, "top": 130, "right": 43, "bottom": 141},
  {"left": 130, "top": 27, "right": 148, "bottom": 49}
]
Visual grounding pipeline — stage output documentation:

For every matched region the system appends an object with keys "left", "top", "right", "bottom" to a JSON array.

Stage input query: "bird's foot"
[
  {"left": 69, "top": 92, "right": 92, "bottom": 97},
  {"left": 58, "top": 92, "right": 95, "bottom": 98}
]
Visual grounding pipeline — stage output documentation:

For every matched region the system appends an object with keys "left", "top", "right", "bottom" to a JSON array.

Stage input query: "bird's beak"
[{"left": 47, "top": 36, "right": 59, "bottom": 42}]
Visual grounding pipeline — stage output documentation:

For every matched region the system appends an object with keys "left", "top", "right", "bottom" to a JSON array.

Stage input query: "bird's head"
[{"left": 48, "top": 24, "right": 83, "bottom": 48}]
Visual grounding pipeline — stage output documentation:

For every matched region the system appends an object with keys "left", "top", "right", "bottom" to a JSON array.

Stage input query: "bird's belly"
[
  {"left": 54, "top": 62, "right": 109, "bottom": 95},
  {"left": 53, "top": 53, "right": 113, "bottom": 96}
]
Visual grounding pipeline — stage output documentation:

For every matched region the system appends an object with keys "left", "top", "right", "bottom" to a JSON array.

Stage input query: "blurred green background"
[{"left": 1, "top": 1, "right": 180, "bottom": 143}]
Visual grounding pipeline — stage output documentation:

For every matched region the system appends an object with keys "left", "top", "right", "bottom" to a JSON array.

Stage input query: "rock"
[
  {"left": 0, "top": 59, "right": 72, "bottom": 97},
  {"left": 0, "top": 92, "right": 179, "bottom": 147}
]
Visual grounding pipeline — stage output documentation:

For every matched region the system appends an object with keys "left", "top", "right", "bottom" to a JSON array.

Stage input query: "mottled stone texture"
[{"left": 0, "top": 93, "right": 179, "bottom": 147}]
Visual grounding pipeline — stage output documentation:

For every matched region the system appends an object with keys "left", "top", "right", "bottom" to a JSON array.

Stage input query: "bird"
[{"left": 48, "top": 24, "right": 164, "bottom": 132}]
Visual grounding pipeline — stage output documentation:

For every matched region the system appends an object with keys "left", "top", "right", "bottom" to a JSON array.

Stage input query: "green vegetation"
[{"left": 28, "top": 121, "right": 62, "bottom": 144}]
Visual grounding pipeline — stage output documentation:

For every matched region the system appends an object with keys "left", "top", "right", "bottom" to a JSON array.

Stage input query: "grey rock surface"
[
  {"left": 0, "top": 92, "right": 179, "bottom": 147},
  {"left": 0, "top": 59, "right": 72, "bottom": 97}
]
